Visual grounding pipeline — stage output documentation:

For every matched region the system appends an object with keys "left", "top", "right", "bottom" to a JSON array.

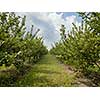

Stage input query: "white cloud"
[{"left": 16, "top": 12, "right": 81, "bottom": 50}]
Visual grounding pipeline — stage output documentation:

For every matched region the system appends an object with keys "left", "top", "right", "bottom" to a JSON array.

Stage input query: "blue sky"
[
  {"left": 16, "top": 12, "right": 81, "bottom": 49},
  {"left": 57, "top": 12, "right": 81, "bottom": 21}
]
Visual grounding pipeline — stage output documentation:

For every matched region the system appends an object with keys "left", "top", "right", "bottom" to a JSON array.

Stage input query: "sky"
[{"left": 16, "top": 12, "right": 81, "bottom": 50}]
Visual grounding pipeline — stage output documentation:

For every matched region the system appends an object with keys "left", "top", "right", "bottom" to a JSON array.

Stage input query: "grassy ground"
[{"left": 15, "top": 54, "right": 77, "bottom": 87}]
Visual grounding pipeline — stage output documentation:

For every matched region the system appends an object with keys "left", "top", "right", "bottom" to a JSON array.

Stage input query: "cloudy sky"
[{"left": 16, "top": 12, "right": 81, "bottom": 49}]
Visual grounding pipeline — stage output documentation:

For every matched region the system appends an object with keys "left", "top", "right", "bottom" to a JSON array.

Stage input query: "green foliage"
[
  {"left": 0, "top": 12, "right": 48, "bottom": 86},
  {"left": 79, "top": 12, "right": 100, "bottom": 34},
  {"left": 50, "top": 12, "right": 100, "bottom": 79}
]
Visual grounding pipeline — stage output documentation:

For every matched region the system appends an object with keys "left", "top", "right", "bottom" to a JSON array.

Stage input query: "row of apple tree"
[
  {"left": 50, "top": 12, "right": 100, "bottom": 85},
  {"left": 0, "top": 12, "right": 48, "bottom": 86}
]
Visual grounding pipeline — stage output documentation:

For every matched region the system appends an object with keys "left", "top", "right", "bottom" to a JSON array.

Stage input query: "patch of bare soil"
[{"left": 61, "top": 63, "right": 96, "bottom": 87}]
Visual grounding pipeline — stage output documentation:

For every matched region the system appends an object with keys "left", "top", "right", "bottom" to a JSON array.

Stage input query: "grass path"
[{"left": 15, "top": 54, "right": 93, "bottom": 87}]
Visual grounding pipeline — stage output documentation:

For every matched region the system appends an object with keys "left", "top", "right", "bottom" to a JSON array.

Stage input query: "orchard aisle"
[{"left": 15, "top": 54, "right": 91, "bottom": 87}]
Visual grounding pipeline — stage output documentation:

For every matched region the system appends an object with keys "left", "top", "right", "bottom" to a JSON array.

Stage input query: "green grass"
[{"left": 15, "top": 54, "right": 76, "bottom": 87}]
